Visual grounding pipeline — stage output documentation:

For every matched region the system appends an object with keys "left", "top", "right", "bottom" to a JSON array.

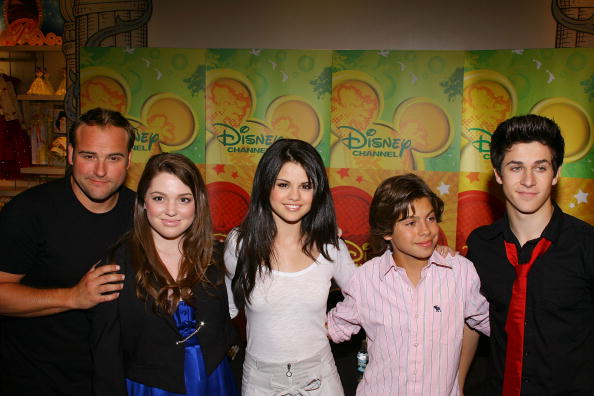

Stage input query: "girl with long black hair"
[{"left": 225, "top": 139, "right": 355, "bottom": 395}]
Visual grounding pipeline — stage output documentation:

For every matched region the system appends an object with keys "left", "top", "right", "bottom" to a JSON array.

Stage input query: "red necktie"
[{"left": 502, "top": 237, "right": 552, "bottom": 396}]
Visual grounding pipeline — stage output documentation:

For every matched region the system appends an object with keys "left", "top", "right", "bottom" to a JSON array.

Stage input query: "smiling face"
[
  {"left": 269, "top": 161, "right": 314, "bottom": 226},
  {"left": 145, "top": 172, "right": 196, "bottom": 243},
  {"left": 494, "top": 141, "right": 559, "bottom": 218},
  {"left": 68, "top": 124, "right": 131, "bottom": 212},
  {"left": 384, "top": 197, "right": 439, "bottom": 267}
]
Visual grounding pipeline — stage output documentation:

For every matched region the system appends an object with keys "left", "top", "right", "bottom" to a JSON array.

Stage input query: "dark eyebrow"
[
  {"left": 148, "top": 191, "right": 192, "bottom": 196},
  {"left": 399, "top": 209, "right": 435, "bottom": 221},
  {"left": 77, "top": 150, "right": 126, "bottom": 158},
  {"left": 534, "top": 159, "right": 551, "bottom": 165},
  {"left": 504, "top": 159, "right": 551, "bottom": 167}
]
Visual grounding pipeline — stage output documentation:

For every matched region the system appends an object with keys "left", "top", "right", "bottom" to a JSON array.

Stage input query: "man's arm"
[
  {"left": 458, "top": 324, "right": 480, "bottom": 394},
  {"left": 0, "top": 265, "right": 124, "bottom": 317}
]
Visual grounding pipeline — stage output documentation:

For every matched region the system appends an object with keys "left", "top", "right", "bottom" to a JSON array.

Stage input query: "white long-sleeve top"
[{"left": 224, "top": 231, "right": 356, "bottom": 362}]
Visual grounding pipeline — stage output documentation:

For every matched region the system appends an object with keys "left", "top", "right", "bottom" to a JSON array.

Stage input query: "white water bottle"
[{"left": 356, "top": 339, "right": 368, "bottom": 382}]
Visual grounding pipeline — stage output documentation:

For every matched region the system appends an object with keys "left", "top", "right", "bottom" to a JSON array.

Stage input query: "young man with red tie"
[{"left": 467, "top": 114, "right": 594, "bottom": 395}]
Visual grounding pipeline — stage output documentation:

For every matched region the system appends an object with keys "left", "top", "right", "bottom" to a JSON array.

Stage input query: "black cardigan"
[{"left": 90, "top": 241, "right": 237, "bottom": 395}]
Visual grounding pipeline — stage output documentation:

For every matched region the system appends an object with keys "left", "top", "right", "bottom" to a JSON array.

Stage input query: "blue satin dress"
[{"left": 126, "top": 301, "right": 239, "bottom": 396}]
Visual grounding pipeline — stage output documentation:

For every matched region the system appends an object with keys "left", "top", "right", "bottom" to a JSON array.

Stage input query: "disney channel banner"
[{"left": 80, "top": 47, "right": 594, "bottom": 262}]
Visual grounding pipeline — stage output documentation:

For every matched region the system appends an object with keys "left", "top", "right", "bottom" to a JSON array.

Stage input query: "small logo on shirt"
[{"left": 433, "top": 305, "right": 441, "bottom": 312}]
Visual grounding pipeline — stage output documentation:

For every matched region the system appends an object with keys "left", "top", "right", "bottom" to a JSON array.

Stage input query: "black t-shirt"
[
  {"left": 0, "top": 177, "right": 134, "bottom": 396},
  {"left": 467, "top": 203, "right": 594, "bottom": 396}
]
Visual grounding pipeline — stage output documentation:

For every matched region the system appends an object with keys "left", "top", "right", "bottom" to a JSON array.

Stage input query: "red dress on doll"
[{"left": 0, "top": 75, "right": 31, "bottom": 180}]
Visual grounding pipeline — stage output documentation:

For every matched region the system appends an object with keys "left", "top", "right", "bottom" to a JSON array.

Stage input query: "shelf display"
[
  {"left": 26, "top": 67, "right": 52, "bottom": 95},
  {"left": 0, "top": 74, "right": 30, "bottom": 180},
  {"left": 0, "top": 44, "right": 65, "bottom": 195}
]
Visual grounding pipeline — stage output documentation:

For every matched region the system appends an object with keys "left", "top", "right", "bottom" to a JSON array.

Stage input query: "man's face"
[
  {"left": 494, "top": 141, "right": 559, "bottom": 216},
  {"left": 68, "top": 124, "right": 131, "bottom": 210}
]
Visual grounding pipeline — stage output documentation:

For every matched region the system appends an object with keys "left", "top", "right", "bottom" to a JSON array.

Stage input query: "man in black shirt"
[
  {"left": 0, "top": 108, "right": 137, "bottom": 395},
  {"left": 467, "top": 115, "right": 594, "bottom": 396}
]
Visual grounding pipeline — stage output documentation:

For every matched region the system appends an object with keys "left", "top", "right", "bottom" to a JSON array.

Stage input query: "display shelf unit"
[
  {"left": 20, "top": 166, "right": 65, "bottom": 176},
  {"left": 17, "top": 94, "right": 64, "bottom": 101},
  {"left": 0, "top": 45, "right": 66, "bottom": 204},
  {"left": 0, "top": 45, "right": 62, "bottom": 52}
]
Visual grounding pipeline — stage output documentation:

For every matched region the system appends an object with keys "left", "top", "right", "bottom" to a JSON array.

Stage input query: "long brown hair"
[{"left": 131, "top": 153, "right": 215, "bottom": 314}]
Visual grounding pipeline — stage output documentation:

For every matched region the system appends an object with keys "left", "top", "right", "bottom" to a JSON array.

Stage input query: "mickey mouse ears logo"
[
  {"left": 205, "top": 69, "right": 323, "bottom": 166},
  {"left": 80, "top": 67, "right": 199, "bottom": 161},
  {"left": 461, "top": 69, "right": 592, "bottom": 172},
  {"left": 330, "top": 71, "right": 453, "bottom": 170}
]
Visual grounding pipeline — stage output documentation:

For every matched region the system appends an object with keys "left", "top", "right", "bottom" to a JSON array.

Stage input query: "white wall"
[{"left": 148, "top": 0, "right": 557, "bottom": 50}]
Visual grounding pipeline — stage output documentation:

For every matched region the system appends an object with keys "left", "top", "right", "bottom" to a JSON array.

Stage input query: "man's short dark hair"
[
  {"left": 68, "top": 108, "right": 136, "bottom": 152},
  {"left": 490, "top": 114, "right": 565, "bottom": 174}
]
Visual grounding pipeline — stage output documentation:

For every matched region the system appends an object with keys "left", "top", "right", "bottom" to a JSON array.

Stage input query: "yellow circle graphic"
[
  {"left": 141, "top": 94, "right": 197, "bottom": 150},
  {"left": 394, "top": 98, "right": 451, "bottom": 155},
  {"left": 463, "top": 70, "right": 516, "bottom": 134},
  {"left": 332, "top": 71, "right": 383, "bottom": 137},
  {"left": 531, "top": 97, "right": 592, "bottom": 163},
  {"left": 80, "top": 75, "right": 128, "bottom": 115},
  {"left": 267, "top": 96, "right": 321, "bottom": 146},
  {"left": 206, "top": 70, "right": 255, "bottom": 135}
]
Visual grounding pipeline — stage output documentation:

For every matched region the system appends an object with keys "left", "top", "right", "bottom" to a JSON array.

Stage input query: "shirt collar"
[
  {"left": 379, "top": 249, "right": 453, "bottom": 279},
  {"left": 481, "top": 201, "right": 563, "bottom": 245},
  {"left": 501, "top": 201, "right": 563, "bottom": 245}
]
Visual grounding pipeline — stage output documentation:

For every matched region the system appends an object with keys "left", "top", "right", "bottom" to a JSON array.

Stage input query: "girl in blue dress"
[{"left": 91, "top": 153, "right": 239, "bottom": 396}]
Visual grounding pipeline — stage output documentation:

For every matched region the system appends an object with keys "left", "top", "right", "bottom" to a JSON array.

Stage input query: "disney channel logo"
[
  {"left": 337, "top": 126, "right": 412, "bottom": 158},
  {"left": 468, "top": 127, "right": 492, "bottom": 160},
  {"left": 214, "top": 123, "right": 284, "bottom": 153}
]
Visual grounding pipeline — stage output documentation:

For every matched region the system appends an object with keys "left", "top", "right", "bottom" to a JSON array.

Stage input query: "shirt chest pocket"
[
  {"left": 427, "top": 298, "right": 463, "bottom": 346},
  {"left": 534, "top": 263, "right": 588, "bottom": 311},
  {"left": 540, "top": 283, "right": 587, "bottom": 311}
]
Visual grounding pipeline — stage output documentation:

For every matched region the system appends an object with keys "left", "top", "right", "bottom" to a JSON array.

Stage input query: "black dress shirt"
[{"left": 467, "top": 203, "right": 594, "bottom": 396}]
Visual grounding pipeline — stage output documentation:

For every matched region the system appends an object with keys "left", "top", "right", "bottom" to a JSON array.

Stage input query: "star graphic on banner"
[
  {"left": 545, "top": 69, "right": 555, "bottom": 84},
  {"left": 356, "top": 176, "right": 363, "bottom": 183},
  {"left": 466, "top": 172, "right": 480, "bottom": 183},
  {"left": 337, "top": 168, "right": 350, "bottom": 179},
  {"left": 281, "top": 71, "right": 288, "bottom": 82},
  {"left": 569, "top": 202, "right": 576, "bottom": 209},
  {"left": 437, "top": 182, "right": 450, "bottom": 195},
  {"left": 574, "top": 189, "right": 588, "bottom": 204},
  {"left": 213, "top": 164, "right": 225, "bottom": 175},
  {"left": 231, "top": 171, "right": 238, "bottom": 179}
]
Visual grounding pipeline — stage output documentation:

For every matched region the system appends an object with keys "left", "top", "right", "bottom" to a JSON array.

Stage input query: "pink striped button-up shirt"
[{"left": 328, "top": 250, "right": 490, "bottom": 396}]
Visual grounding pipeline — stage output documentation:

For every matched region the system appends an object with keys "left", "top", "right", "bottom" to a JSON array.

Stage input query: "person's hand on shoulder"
[
  {"left": 69, "top": 263, "right": 125, "bottom": 309},
  {"left": 435, "top": 245, "right": 457, "bottom": 257}
]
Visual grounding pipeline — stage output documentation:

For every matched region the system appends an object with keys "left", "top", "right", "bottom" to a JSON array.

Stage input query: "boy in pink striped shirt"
[{"left": 328, "top": 174, "right": 490, "bottom": 396}]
